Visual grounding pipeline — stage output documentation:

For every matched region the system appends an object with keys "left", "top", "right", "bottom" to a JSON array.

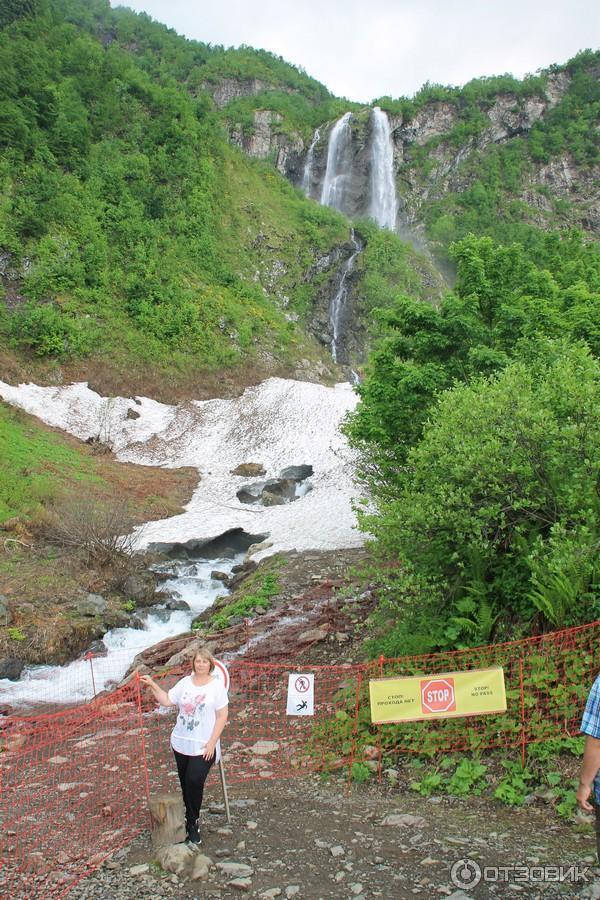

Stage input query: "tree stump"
[{"left": 148, "top": 793, "right": 186, "bottom": 850}]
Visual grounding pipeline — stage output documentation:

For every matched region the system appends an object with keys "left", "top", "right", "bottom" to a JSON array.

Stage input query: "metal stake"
[{"left": 218, "top": 758, "right": 231, "bottom": 824}]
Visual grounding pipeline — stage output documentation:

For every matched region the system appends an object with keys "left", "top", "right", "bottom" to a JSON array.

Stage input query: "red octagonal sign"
[{"left": 421, "top": 677, "right": 456, "bottom": 714}]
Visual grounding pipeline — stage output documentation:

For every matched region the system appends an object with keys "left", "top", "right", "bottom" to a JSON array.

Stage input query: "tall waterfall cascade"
[
  {"left": 308, "top": 107, "right": 397, "bottom": 230},
  {"left": 301, "top": 126, "right": 321, "bottom": 198},
  {"left": 302, "top": 107, "right": 398, "bottom": 364},
  {"left": 329, "top": 229, "right": 362, "bottom": 364},
  {"left": 368, "top": 106, "right": 398, "bottom": 230},
  {"left": 320, "top": 112, "right": 354, "bottom": 214}
]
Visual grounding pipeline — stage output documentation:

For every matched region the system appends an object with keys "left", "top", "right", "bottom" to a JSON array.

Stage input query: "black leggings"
[{"left": 173, "top": 749, "right": 215, "bottom": 827}]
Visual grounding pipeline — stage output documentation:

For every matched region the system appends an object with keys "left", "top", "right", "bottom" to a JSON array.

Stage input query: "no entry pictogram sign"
[
  {"left": 287, "top": 673, "right": 315, "bottom": 716},
  {"left": 420, "top": 677, "right": 456, "bottom": 714}
]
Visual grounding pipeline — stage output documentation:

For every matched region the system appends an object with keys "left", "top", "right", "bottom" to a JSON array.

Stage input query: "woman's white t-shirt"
[{"left": 168, "top": 675, "right": 229, "bottom": 759}]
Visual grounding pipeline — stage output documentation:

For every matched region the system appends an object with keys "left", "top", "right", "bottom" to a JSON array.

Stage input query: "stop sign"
[{"left": 421, "top": 677, "right": 456, "bottom": 714}]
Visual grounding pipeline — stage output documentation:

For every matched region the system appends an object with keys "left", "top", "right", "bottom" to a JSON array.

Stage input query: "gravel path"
[{"left": 66, "top": 775, "right": 599, "bottom": 900}]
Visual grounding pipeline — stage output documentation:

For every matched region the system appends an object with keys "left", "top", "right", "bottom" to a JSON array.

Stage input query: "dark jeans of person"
[{"left": 173, "top": 749, "right": 215, "bottom": 831}]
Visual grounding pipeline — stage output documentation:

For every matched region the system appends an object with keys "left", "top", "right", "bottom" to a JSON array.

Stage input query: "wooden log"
[{"left": 148, "top": 792, "right": 186, "bottom": 850}]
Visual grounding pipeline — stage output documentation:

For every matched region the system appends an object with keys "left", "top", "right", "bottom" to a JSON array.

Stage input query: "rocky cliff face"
[
  {"left": 219, "top": 69, "right": 598, "bottom": 241},
  {"left": 202, "top": 77, "right": 298, "bottom": 109},
  {"left": 228, "top": 109, "right": 304, "bottom": 176},
  {"left": 386, "top": 71, "right": 597, "bottom": 233}
]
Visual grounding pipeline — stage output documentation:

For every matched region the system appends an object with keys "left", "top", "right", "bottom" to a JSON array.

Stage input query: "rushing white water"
[
  {"left": 329, "top": 230, "right": 362, "bottom": 364},
  {"left": 0, "top": 555, "right": 241, "bottom": 709},
  {"left": 368, "top": 107, "right": 397, "bottom": 230},
  {"left": 301, "top": 126, "right": 321, "bottom": 198},
  {"left": 320, "top": 112, "right": 354, "bottom": 214},
  {"left": 0, "top": 376, "right": 364, "bottom": 709}
]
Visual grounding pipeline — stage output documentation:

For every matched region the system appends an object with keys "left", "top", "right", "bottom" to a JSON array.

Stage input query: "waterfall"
[
  {"left": 320, "top": 112, "right": 354, "bottom": 215},
  {"left": 329, "top": 230, "right": 362, "bottom": 364},
  {"left": 301, "top": 126, "right": 321, "bottom": 198},
  {"left": 368, "top": 107, "right": 397, "bottom": 230}
]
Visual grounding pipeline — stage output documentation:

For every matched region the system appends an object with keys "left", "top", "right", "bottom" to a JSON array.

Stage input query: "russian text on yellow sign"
[{"left": 369, "top": 667, "right": 507, "bottom": 724}]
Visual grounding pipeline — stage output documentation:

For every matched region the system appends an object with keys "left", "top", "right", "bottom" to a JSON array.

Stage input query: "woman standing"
[{"left": 140, "top": 647, "right": 229, "bottom": 845}]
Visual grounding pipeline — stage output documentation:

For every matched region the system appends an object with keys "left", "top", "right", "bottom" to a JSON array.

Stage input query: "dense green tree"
[
  {"left": 347, "top": 232, "right": 600, "bottom": 485},
  {"left": 361, "top": 345, "right": 600, "bottom": 654}
]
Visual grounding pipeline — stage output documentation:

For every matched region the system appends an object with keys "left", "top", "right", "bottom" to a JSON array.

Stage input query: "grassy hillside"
[{"left": 0, "top": 0, "right": 359, "bottom": 395}]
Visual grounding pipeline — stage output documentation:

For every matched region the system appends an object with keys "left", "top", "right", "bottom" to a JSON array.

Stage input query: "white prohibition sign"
[
  {"left": 212, "top": 658, "right": 230, "bottom": 691},
  {"left": 295, "top": 676, "right": 310, "bottom": 693}
]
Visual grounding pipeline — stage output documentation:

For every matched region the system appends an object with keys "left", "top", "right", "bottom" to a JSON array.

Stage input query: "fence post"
[
  {"left": 134, "top": 673, "right": 153, "bottom": 822},
  {"left": 376, "top": 656, "right": 384, "bottom": 784},
  {"left": 85, "top": 652, "right": 97, "bottom": 700},
  {"left": 347, "top": 668, "right": 363, "bottom": 791},
  {"left": 518, "top": 657, "right": 526, "bottom": 768}
]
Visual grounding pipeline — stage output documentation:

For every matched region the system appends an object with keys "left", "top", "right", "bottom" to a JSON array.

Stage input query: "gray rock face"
[
  {"left": 203, "top": 77, "right": 273, "bottom": 109},
  {"left": 120, "top": 573, "right": 157, "bottom": 607},
  {"left": 74, "top": 593, "right": 107, "bottom": 617},
  {"left": 0, "top": 657, "right": 25, "bottom": 680},
  {"left": 228, "top": 109, "right": 304, "bottom": 176},
  {"left": 387, "top": 71, "right": 597, "bottom": 233}
]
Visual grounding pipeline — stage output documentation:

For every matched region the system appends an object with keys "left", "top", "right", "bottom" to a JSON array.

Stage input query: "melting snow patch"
[{"left": 0, "top": 377, "right": 364, "bottom": 558}]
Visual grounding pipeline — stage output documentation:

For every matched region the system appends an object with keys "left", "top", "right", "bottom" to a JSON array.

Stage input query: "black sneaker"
[{"left": 187, "top": 823, "right": 202, "bottom": 846}]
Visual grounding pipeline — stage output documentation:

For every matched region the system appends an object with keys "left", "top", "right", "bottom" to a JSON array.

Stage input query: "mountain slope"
[{"left": 0, "top": 0, "right": 447, "bottom": 396}]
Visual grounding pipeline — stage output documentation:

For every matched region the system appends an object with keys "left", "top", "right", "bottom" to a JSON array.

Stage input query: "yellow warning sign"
[{"left": 369, "top": 667, "right": 507, "bottom": 724}]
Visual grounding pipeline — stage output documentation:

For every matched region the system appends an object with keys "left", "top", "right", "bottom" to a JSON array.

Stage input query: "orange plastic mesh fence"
[
  {"left": 139, "top": 661, "right": 364, "bottom": 799},
  {"left": 0, "top": 681, "right": 149, "bottom": 898},
  {"left": 361, "top": 621, "right": 598, "bottom": 760},
  {"left": 1, "top": 621, "right": 598, "bottom": 898}
]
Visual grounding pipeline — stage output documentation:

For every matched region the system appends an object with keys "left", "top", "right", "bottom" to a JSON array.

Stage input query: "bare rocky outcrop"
[
  {"left": 202, "top": 77, "right": 274, "bottom": 109},
  {"left": 222, "top": 66, "right": 597, "bottom": 241},
  {"left": 228, "top": 109, "right": 304, "bottom": 176}
]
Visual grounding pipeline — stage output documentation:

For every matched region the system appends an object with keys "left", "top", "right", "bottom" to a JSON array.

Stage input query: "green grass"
[
  {"left": 207, "top": 569, "right": 281, "bottom": 631},
  {"left": 0, "top": 403, "right": 103, "bottom": 523}
]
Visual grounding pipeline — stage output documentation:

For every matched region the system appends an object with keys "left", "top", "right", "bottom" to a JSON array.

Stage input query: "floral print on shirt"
[{"left": 178, "top": 692, "right": 206, "bottom": 732}]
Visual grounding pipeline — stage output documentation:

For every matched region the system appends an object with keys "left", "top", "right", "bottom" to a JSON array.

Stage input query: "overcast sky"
[{"left": 112, "top": 1, "right": 599, "bottom": 103}]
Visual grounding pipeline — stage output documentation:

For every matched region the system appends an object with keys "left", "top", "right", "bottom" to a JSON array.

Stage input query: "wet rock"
[
  {"left": 231, "top": 463, "right": 266, "bottom": 477},
  {"left": 211, "top": 570, "right": 233, "bottom": 586},
  {"left": 73, "top": 593, "right": 107, "bottom": 617},
  {"left": 120, "top": 573, "right": 157, "bottom": 606},
  {"left": 279, "top": 465, "right": 313, "bottom": 480},
  {"left": 0, "top": 657, "right": 25, "bottom": 680},
  {"left": 85, "top": 640, "right": 108, "bottom": 657},
  {"left": 126, "top": 408, "right": 140, "bottom": 420},
  {"left": 164, "top": 599, "right": 190, "bottom": 611}
]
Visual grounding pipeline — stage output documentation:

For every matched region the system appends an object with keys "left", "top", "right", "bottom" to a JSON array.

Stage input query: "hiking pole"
[{"left": 219, "top": 758, "right": 231, "bottom": 824}]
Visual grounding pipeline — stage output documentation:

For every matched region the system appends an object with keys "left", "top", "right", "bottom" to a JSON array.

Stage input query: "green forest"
[{"left": 0, "top": 0, "right": 598, "bottom": 658}]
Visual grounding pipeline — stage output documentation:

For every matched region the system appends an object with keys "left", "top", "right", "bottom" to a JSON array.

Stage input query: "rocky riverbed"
[{"left": 68, "top": 775, "right": 599, "bottom": 899}]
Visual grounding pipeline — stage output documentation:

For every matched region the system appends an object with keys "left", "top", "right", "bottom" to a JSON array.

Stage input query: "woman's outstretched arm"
[{"left": 139, "top": 674, "right": 175, "bottom": 707}]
